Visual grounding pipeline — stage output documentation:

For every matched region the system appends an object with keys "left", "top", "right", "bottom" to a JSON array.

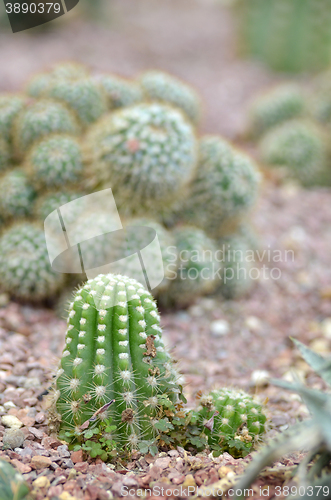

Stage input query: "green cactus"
[
  {"left": 234, "top": 0, "right": 331, "bottom": 73},
  {"left": 26, "top": 62, "right": 89, "bottom": 98},
  {"left": 50, "top": 273, "right": 182, "bottom": 451},
  {"left": 259, "top": 120, "right": 330, "bottom": 186},
  {"left": 43, "top": 77, "right": 107, "bottom": 126},
  {"left": 0, "top": 459, "right": 31, "bottom": 500},
  {"left": 184, "top": 136, "right": 260, "bottom": 238},
  {"left": 247, "top": 84, "right": 306, "bottom": 138},
  {"left": 86, "top": 103, "right": 197, "bottom": 215},
  {"left": 0, "top": 169, "right": 36, "bottom": 220},
  {"left": 139, "top": 70, "right": 201, "bottom": 124},
  {"left": 34, "top": 190, "right": 84, "bottom": 221},
  {"left": 97, "top": 74, "right": 143, "bottom": 110},
  {"left": 0, "top": 136, "right": 10, "bottom": 171},
  {"left": 159, "top": 226, "right": 218, "bottom": 309},
  {"left": 192, "top": 388, "right": 267, "bottom": 458},
  {"left": 0, "top": 222, "right": 65, "bottom": 301},
  {"left": 0, "top": 94, "right": 26, "bottom": 143},
  {"left": 28, "top": 134, "right": 84, "bottom": 189},
  {"left": 310, "top": 69, "right": 331, "bottom": 128},
  {"left": 14, "top": 99, "right": 79, "bottom": 156}
]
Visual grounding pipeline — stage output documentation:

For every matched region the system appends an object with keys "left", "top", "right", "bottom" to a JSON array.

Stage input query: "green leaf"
[
  {"left": 153, "top": 419, "right": 174, "bottom": 432},
  {"left": 149, "top": 445, "right": 158, "bottom": 456},
  {"left": 84, "top": 429, "right": 96, "bottom": 439},
  {"left": 292, "top": 338, "right": 331, "bottom": 386}
]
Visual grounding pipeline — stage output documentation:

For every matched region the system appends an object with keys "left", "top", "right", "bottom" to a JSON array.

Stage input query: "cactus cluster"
[
  {"left": 0, "top": 459, "right": 30, "bottom": 500},
  {"left": 97, "top": 74, "right": 143, "bottom": 110},
  {"left": 0, "top": 169, "right": 35, "bottom": 221},
  {"left": 234, "top": 0, "right": 331, "bottom": 73}
]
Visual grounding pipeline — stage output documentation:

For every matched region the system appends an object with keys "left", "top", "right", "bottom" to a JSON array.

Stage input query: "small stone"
[
  {"left": 3, "top": 428, "right": 25, "bottom": 449},
  {"left": 250, "top": 370, "right": 270, "bottom": 387},
  {"left": 33, "top": 476, "right": 50, "bottom": 489},
  {"left": 35, "top": 412, "right": 45, "bottom": 424},
  {"left": 210, "top": 320, "right": 229, "bottom": 336},
  {"left": 2, "top": 415, "right": 23, "bottom": 429},
  {"left": 154, "top": 457, "right": 171, "bottom": 469},
  {"left": 172, "top": 474, "right": 185, "bottom": 485},
  {"left": 74, "top": 462, "right": 88, "bottom": 474},
  {"left": 218, "top": 466, "right": 232, "bottom": 478},
  {"left": 182, "top": 474, "right": 196, "bottom": 488},
  {"left": 59, "top": 493, "right": 76, "bottom": 500},
  {"left": 23, "top": 378, "right": 41, "bottom": 389},
  {"left": 28, "top": 427, "right": 44, "bottom": 440},
  {"left": 70, "top": 449, "right": 83, "bottom": 463},
  {"left": 10, "top": 459, "right": 31, "bottom": 474},
  {"left": 122, "top": 475, "right": 138, "bottom": 487},
  {"left": 62, "top": 459, "right": 74, "bottom": 469},
  {"left": 57, "top": 445, "right": 70, "bottom": 458},
  {"left": 309, "top": 338, "right": 330, "bottom": 354},
  {"left": 245, "top": 316, "right": 262, "bottom": 332},
  {"left": 3, "top": 401, "right": 16, "bottom": 410},
  {"left": 31, "top": 455, "right": 52, "bottom": 469}
]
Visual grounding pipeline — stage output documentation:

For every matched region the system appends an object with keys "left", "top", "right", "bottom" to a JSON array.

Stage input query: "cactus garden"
[{"left": 1, "top": 1, "right": 331, "bottom": 499}]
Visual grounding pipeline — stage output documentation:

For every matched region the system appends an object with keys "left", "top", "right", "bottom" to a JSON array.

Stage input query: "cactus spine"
[{"left": 53, "top": 274, "right": 181, "bottom": 449}]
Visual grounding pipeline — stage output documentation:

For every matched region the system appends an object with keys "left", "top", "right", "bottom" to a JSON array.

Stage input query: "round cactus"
[
  {"left": 28, "top": 134, "right": 84, "bottom": 189},
  {"left": 50, "top": 273, "right": 182, "bottom": 449},
  {"left": 0, "top": 169, "right": 35, "bottom": 220},
  {"left": 247, "top": 84, "right": 306, "bottom": 138},
  {"left": 0, "top": 459, "right": 30, "bottom": 500},
  {"left": 159, "top": 226, "right": 218, "bottom": 309},
  {"left": 86, "top": 103, "right": 197, "bottom": 214},
  {"left": 97, "top": 74, "right": 143, "bottom": 110},
  {"left": 26, "top": 62, "right": 89, "bottom": 98},
  {"left": 0, "top": 223, "right": 65, "bottom": 301},
  {"left": 184, "top": 136, "right": 261, "bottom": 238},
  {"left": 139, "top": 70, "right": 201, "bottom": 124},
  {"left": 259, "top": 120, "right": 330, "bottom": 186},
  {"left": 14, "top": 99, "right": 79, "bottom": 156},
  {"left": 0, "top": 94, "right": 26, "bottom": 143},
  {"left": 34, "top": 190, "right": 85, "bottom": 221},
  {"left": 0, "top": 137, "right": 10, "bottom": 171},
  {"left": 44, "top": 77, "right": 107, "bottom": 126},
  {"left": 310, "top": 69, "right": 331, "bottom": 127},
  {"left": 192, "top": 388, "right": 267, "bottom": 457}
]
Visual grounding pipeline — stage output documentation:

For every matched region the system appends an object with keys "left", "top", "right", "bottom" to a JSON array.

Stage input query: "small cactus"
[
  {"left": 259, "top": 120, "right": 330, "bottom": 186},
  {"left": 14, "top": 99, "right": 79, "bottom": 156},
  {"left": 0, "top": 169, "right": 36, "bottom": 220},
  {"left": 159, "top": 226, "right": 218, "bottom": 308},
  {"left": 86, "top": 103, "right": 197, "bottom": 215},
  {"left": 184, "top": 136, "right": 260, "bottom": 238},
  {"left": 0, "top": 459, "right": 30, "bottom": 500},
  {"left": 27, "top": 134, "right": 84, "bottom": 189},
  {"left": 34, "top": 190, "right": 85, "bottom": 221},
  {"left": 26, "top": 62, "right": 89, "bottom": 98},
  {"left": 247, "top": 84, "right": 306, "bottom": 138},
  {"left": 139, "top": 70, "right": 201, "bottom": 124},
  {"left": 97, "top": 74, "right": 143, "bottom": 110},
  {"left": 0, "top": 222, "right": 65, "bottom": 301},
  {"left": 50, "top": 273, "right": 182, "bottom": 450},
  {"left": 0, "top": 94, "right": 26, "bottom": 143},
  {"left": 0, "top": 136, "right": 10, "bottom": 171},
  {"left": 192, "top": 388, "right": 267, "bottom": 457}
]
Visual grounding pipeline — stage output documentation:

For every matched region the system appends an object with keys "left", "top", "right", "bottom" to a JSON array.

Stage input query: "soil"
[{"left": 0, "top": 1, "right": 330, "bottom": 499}]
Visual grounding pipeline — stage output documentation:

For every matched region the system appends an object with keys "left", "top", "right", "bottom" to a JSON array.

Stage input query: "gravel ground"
[{"left": 0, "top": 1, "right": 330, "bottom": 498}]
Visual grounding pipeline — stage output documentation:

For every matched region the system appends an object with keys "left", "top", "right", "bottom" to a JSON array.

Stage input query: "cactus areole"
[{"left": 53, "top": 274, "right": 181, "bottom": 449}]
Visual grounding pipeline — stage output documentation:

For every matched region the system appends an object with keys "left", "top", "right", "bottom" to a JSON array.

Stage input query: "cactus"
[
  {"left": 139, "top": 70, "right": 201, "bottom": 124},
  {"left": 234, "top": 0, "right": 331, "bottom": 73},
  {"left": 216, "top": 233, "right": 255, "bottom": 299},
  {"left": 247, "top": 84, "right": 306, "bottom": 138},
  {"left": 0, "top": 136, "right": 10, "bottom": 171},
  {"left": 50, "top": 273, "right": 182, "bottom": 450},
  {"left": 259, "top": 120, "right": 330, "bottom": 186},
  {"left": 159, "top": 226, "right": 218, "bottom": 309},
  {"left": 14, "top": 99, "right": 79, "bottom": 156},
  {"left": 86, "top": 103, "right": 197, "bottom": 215},
  {"left": 0, "top": 459, "right": 31, "bottom": 500},
  {"left": 26, "top": 62, "right": 89, "bottom": 98},
  {"left": 34, "top": 190, "right": 84, "bottom": 221},
  {"left": 97, "top": 74, "right": 143, "bottom": 110},
  {"left": 184, "top": 136, "right": 260, "bottom": 239},
  {"left": 192, "top": 388, "right": 267, "bottom": 457},
  {"left": 42, "top": 77, "right": 107, "bottom": 126},
  {"left": 0, "top": 94, "right": 26, "bottom": 143},
  {"left": 310, "top": 69, "right": 331, "bottom": 128},
  {"left": 0, "top": 169, "right": 36, "bottom": 220},
  {"left": 28, "top": 134, "right": 84, "bottom": 189},
  {"left": 0, "top": 222, "right": 65, "bottom": 301}
]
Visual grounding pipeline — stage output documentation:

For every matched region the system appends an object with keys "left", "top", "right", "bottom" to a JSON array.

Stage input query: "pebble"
[
  {"left": 28, "top": 427, "right": 44, "bottom": 440},
  {"left": 210, "top": 319, "right": 229, "bottom": 336},
  {"left": 58, "top": 445, "right": 71, "bottom": 458},
  {"left": 62, "top": 459, "right": 74, "bottom": 469},
  {"left": 154, "top": 457, "right": 171, "bottom": 469},
  {"left": 3, "top": 428, "right": 25, "bottom": 448},
  {"left": 250, "top": 370, "right": 270, "bottom": 387},
  {"left": 33, "top": 476, "right": 50, "bottom": 489},
  {"left": 70, "top": 449, "right": 83, "bottom": 463},
  {"left": 2, "top": 415, "right": 23, "bottom": 429},
  {"left": 31, "top": 455, "right": 52, "bottom": 469},
  {"left": 10, "top": 459, "right": 31, "bottom": 474},
  {"left": 182, "top": 474, "right": 196, "bottom": 488},
  {"left": 245, "top": 316, "right": 262, "bottom": 332},
  {"left": 3, "top": 401, "right": 16, "bottom": 410},
  {"left": 322, "top": 318, "right": 331, "bottom": 339}
]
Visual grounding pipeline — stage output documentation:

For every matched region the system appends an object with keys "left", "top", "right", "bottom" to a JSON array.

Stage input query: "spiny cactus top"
[
  {"left": 0, "top": 169, "right": 36, "bottom": 220},
  {"left": 86, "top": 103, "right": 197, "bottom": 214},
  {"left": 0, "top": 94, "right": 26, "bottom": 143},
  {"left": 14, "top": 99, "right": 79, "bottom": 155},
  {"left": 259, "top": 120, "right": 329, "bottom": 187},
  {"left": 193, "top": 388, "right": 267, "bottom": 457},
  {"left": 0, "top": 223, "right": 65, "bottom": 301},
  {"left": 0, "top": 137, "right": 10, "bottom": 171},
  {"left": 247, "top": 84, "right": 306, "bottom": 138},
  {"left": 97, "top": 74, "right": 143, "bottom": 110},
  {"left": 52, "top": 273, "right": 181, "bottom": 449},
  {"left": 28, "top": 134, "right": 84, "bottom": 188},
  {"left": 185, "top": 136, "right": 260, "bottom": 238},
  {"left": 34, "top": 190, "right": 84, "bottom": 221},
  {"left": 139, "top": 70, "right": 201, "bottom": 124}
]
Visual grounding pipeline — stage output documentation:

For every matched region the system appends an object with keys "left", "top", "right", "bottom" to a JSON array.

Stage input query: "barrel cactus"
[
  {"left": 139, "top": 70, "right": 201, "bottom": 124},
  {"left": 192, "top": 388, "right": 267, "bottom": 457},
  {"left": 184, "top": 136, "right": 260, "bottom": 238},
  {"left": 0, "top": 94, "right": 26, "bottom": 143},
  {"left": 159, "top": 226, "right": 218, "bottom": 309},
  {"left": 259, "top": 120, "right": 330, "bottom": 186},
  {"left": 234, "top": 0, "right": 331, "bottom": 73},
  {"left": 97, "top": 74, "right": 143, "bottom": 110},
  {"left": 247, "top": 84, "right": 306, "bottom": 138},
  {"left": 0, "top": 169, "right": 35, "bottom": 220},
  {"left": 49, "top": 273, "right": 182, "bottom": 451},
  {"left": 13, "top": 99, "right": 79, "bottom": 156},
  {"left": 0, "top": 223, "right": 65, "bottom": 301},
  {"left": 34, "top": 190, "right": 85, "bottom": 221},
  {"left": 0, "top": 459, "right": 30, "bottom": 500},
  {"left": 0, "top": 137, "right": 10, "bottom": 171},
  {"left": 86, "top": 102, "right": 197, "bottom": 215},
  {"left": 27, "top": 134, "right": 84, "bottom": 188},
  {"left": 26, "top": 62, "right": 89, "bottom": 98}
]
